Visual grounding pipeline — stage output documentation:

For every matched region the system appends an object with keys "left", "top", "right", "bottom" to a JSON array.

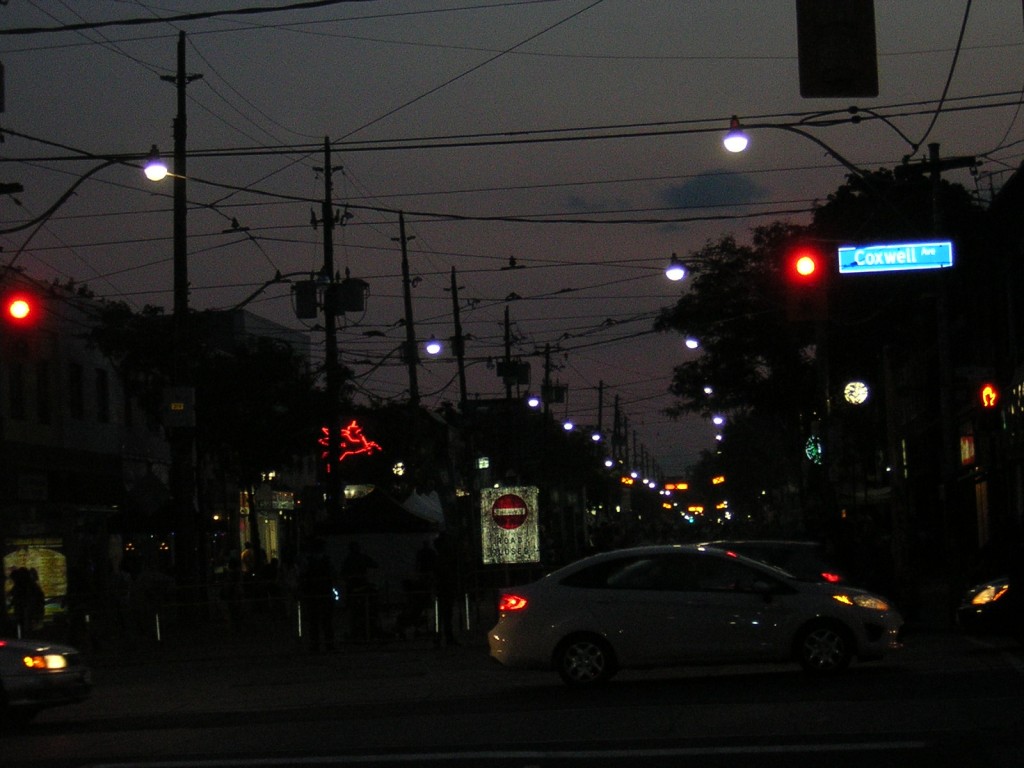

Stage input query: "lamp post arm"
[
  {"left": 772, "top": 123, "right": 868, "bottom": 182},
  {"left": 766, "top": 123, "right": 908, "bottom": 223}
]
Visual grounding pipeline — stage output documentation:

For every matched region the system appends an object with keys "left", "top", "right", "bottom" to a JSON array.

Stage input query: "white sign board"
[{"left": 480, "top": 486, "right": 540, "bottom": 564}]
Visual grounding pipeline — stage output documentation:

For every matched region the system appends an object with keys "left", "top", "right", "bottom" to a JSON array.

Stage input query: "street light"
[
  {"left": 723, "top": 116, "right": 749, "bottom": 153},
  {"left": 665, "top": 253, "right": 687, "bottom": 281},
  {"left": 144, "top": 145, "right": 168, "bottom": 182},
  {"left": 722, "top": 116, "right": 869, "bottom": 183},
  {"left": 424, "top": 336, "right": 443, "bottom": 356}
]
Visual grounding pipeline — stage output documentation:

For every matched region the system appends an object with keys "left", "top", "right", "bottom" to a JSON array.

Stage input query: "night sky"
[{"left": 1, "top": 1, "right": 1021, "bottom": 475}]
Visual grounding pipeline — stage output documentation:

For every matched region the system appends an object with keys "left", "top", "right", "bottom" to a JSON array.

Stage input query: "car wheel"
[
  {"left": 796, "top": 622, "right": 853, "bottom": 673},
  {"left": 554, "top": 634, "right": 617, "bottom": 685}
]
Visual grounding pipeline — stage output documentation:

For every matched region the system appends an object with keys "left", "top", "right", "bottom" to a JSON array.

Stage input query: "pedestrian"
[
  {"left": 10, "top": 567, "right": 45, "bottom": 637},
  {"left": 240, "top": 541, "right": 256, "bottom": 576},
  {"left": 299, "top": 537, "right": 336, "bottom": 653},
  {"left": 432, "top": 532, "right": 459, "bottom": 647}
]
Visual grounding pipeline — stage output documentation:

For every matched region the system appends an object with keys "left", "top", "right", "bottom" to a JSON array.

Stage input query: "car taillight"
[
  {"left": 498, "top": 593, "right": 528, "bottom": 612},
  {"left": 821, "top": 571, "right": 843, "bottom": 583}
]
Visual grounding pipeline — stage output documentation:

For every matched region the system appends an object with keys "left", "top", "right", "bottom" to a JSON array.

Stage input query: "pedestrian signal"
[{"left": 980, "top": 383, "right": 999, "bottom": 409}]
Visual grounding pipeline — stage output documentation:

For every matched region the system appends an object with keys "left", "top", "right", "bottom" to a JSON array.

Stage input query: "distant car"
[
  {"left": 701, "top": 540, "right": 850, "bottom": 584},
  {"left": 956, "top": 576, "right": 1021, "bottom": 641},
  {"left": 0, "top": 637, "right": 92, "bottom": 726},
  {"left": 489, "top": 544, "right": 903, "bottom": 685}
]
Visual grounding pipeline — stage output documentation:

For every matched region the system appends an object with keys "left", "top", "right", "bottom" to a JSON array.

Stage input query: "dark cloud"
[{"left": 659, "top": 170, "right": 768, "bottom": 210}]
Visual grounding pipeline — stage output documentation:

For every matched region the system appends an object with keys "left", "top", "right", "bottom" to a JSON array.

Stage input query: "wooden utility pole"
[
  {"left": 396, "top": 212, "right": 419, "bottom": 405},
  {"left": 317, "top": 138, "right": 343, "bottom": 519},
  {"left": 450, "top": 267, "right": 468, "bottom": 408}
]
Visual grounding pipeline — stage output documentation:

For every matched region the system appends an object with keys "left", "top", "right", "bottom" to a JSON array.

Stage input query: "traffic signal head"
[
  {"left": 980, "top": 383, "right": 999, "bottom": 409},
  {"left": 788, "top": 246, "right": 823, "bottom": 282},
  {"left": 784, "top": 245, "right": 827, "bottom": 323},
  {"left": 3, "top": 291, "right": 38, "bottom": 327}
]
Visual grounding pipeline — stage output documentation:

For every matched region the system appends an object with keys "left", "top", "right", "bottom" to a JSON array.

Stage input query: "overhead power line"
[{"left": 0, "top": 0, "right": 377, "bottom": 35}]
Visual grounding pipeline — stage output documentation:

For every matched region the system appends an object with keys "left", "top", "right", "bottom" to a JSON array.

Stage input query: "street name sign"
[{"left": 838, "top": 241, "right": 953, "bottom": 275}]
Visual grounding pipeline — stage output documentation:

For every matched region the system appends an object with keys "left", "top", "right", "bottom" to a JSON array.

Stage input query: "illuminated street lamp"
[
  {"left": 684, "top": 337, "right": 700, "bottom": 350},
  {"left": 424, "top": 336, "right": 442, "bottom": 356},
  {"left": 723, "top": 116, "right": 749, "bottom": 153},
  {"left": 665, "top": 253, "right": 687, "bottom": 281},
  {"left": 144, "top": 145, "right": 168, "bottom": 181}
]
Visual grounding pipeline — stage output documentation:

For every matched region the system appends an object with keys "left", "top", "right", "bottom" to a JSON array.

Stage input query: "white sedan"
[
  {"left": 0, "top": 637, "right": 92, "bottom": 726},
  {"left": 489, "top": 544, "right": 903, "bottom": 684}
]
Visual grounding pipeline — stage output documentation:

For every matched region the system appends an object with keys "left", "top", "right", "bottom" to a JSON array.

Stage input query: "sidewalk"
[{"left": 78, "top": 601, "right": 495, "bottom": 671}]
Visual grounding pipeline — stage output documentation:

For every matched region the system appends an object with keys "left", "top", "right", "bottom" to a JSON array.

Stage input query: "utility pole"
[
  {"left": 450, "top": 267, "right": 468, "bottom": 408},
  {"left": 612, "top": 395, "right": 622, "bottom": 463},
  {"left": 316, "top": 137, "right": 344, "bottom": 519},
  {"left": 161, "top": 31, "right": 202, "bottom": 590},
  {"left": 896, "top": 143, "right": 977, "bottom": 595},
  {"left": 543, "top": 344, "right": 552, "bottom": 419},
  {"left": 503, "top": 306, "right": 512, "bottom": 401},
  {"left": 395, "top": 212, "right": 419, "bottom": 405}
]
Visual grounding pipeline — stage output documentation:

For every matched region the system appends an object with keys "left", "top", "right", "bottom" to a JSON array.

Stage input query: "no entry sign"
[
  {"left": 480, "top": 486, "right": 540, "bottom": 564},
  {"left": 491, "top": 493, "right": 529, "bottom": 530}
]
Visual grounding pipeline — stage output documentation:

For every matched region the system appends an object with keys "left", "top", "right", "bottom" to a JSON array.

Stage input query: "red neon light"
[{"left": 319, "top": 419, "right": 383, "bottom": 470}]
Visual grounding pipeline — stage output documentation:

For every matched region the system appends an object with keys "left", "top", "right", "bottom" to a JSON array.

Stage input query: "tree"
[
  {"left": 656, "top": 223, "right": 822, "bottom": 532},
  {"left": 656, "top": 167, "right": 988, "bottom": 543},
  {"left": 89, "top": 303, "right": 328, "bottom": 541}
]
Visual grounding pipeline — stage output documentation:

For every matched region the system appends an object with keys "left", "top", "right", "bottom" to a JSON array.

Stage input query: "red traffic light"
[
  {"left": 788, "top": 247, "right": 823, "bottom": 281},
  {"left": 4, "top": 292, "right": 36, "bottom": 325}
]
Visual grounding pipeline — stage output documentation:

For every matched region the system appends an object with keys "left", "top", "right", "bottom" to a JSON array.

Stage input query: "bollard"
[
  {"left": 155, "top": 612, "right": 162, "bottom": 642},
  {"left": 297, "top": 600, "right": 303, "bottom": 638},
  {"left": 464, "top": 593, "right": 471, "bottom": 631}
]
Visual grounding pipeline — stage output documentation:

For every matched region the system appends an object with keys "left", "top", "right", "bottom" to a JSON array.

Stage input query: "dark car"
[
  {"left": 956, "top": 576, "right": 1021, "bottom": 641},
  {"left": 701, "top": 540, "right": 850, "bottom": 584}
]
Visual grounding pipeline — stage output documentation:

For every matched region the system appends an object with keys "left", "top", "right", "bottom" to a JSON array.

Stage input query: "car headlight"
[
  {"left": 970, "top": 582, "right": 1009, "bottom": 605},
  {"left": 22, "top": 654, "right": 68, "bottom": 670},
  {"left": 833, "top": 593, "right": 890, "bottom": 611}
]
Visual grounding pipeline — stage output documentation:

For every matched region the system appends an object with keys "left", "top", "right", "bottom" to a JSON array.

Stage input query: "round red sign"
[{"left": 491, "top": 493, "right": 529, "bottom": 530}]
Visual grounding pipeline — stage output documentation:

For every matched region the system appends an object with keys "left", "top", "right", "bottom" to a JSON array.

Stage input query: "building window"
[
  {"left": 68, "top": 361, "right": 84, "bottom": 419},
  {"left": 36, "top": 360, "right": 51, "bottom": 425},
  {"left": 96, "top": 368, "right": 110, "bottom": 423}
]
